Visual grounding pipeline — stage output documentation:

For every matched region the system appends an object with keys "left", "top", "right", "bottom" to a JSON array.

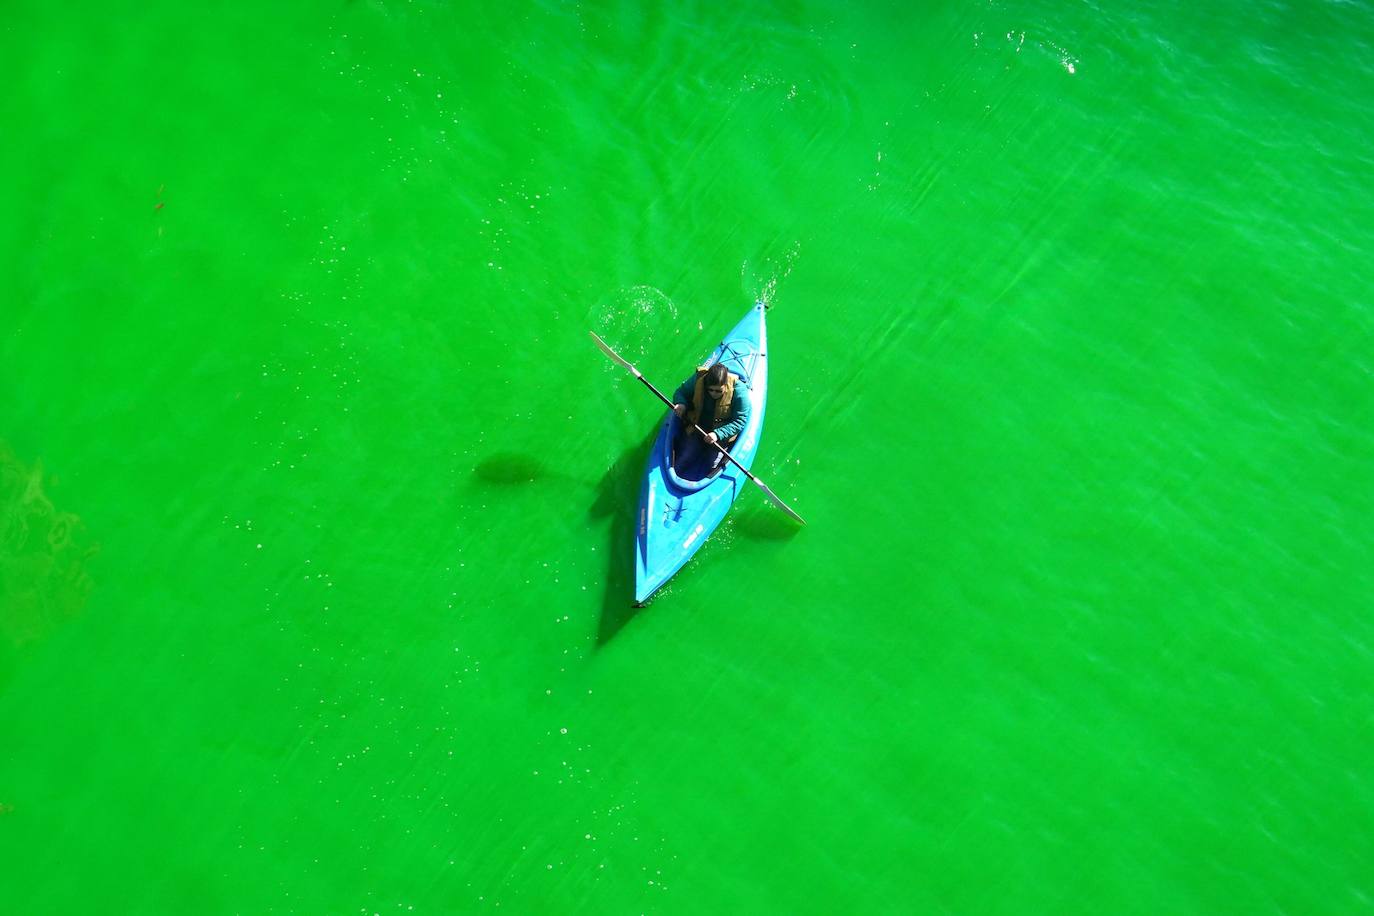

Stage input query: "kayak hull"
[{"left": 634, "top": 303, "right": 768, "bottom": 604}]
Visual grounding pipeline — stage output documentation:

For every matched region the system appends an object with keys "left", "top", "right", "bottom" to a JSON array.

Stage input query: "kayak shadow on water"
[
  {"left": 468, "top": 441, "right": 649, "bottom": 646},
  {"left": 590, "top": 429, "right": 657, "bottom": 647}
]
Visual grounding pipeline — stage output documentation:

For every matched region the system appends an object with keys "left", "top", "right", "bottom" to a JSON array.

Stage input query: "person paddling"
[{"left": 670, "top": 362, "right": 752, "bottom": 478}]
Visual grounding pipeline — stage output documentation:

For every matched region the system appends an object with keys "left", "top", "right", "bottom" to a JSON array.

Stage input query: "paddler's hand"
[
  {"left": 704, "top": 431, "right": 719, "bottom": 445},
  {"left": 672, "top": 403, "right": 687, "bottom": 417}
]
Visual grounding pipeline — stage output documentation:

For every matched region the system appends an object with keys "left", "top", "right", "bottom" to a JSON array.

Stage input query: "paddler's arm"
[
  {"left": 671, "top": 376, "right": 696, "bottom": 417},
  {"left": 708, "top": 384, "right": 752, "bottom": 443}
]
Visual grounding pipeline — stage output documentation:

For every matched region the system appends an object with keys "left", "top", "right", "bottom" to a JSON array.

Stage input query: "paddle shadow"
[
  {"left": 732, "top": 504, "right": 806, "bottom": 542},
  {"left": 471, "top": 452, "right": 558, "bottom": 487},
  {"left": 590, "top": 427, "right": 659, "bottom": 647}
]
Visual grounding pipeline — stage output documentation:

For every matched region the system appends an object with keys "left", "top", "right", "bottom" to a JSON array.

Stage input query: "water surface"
[{"left": 3, "top": 1, "right": 1372, "bottom": 912}]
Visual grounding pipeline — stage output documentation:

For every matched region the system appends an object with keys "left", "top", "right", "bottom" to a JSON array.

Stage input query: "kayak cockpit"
[
  {"left": 661, "top": 341, "right": 760, "bottom": 490},
  {"left": 665, "top": 415, "right": 731, "bottom": 490}
]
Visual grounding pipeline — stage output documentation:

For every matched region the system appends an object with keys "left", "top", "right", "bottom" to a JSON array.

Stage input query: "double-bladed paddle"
[{"left": 590, "top": 331, "right": 806, "bottom": 526}]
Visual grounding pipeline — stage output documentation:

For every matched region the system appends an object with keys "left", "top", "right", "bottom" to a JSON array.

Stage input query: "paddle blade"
[
  {"left": 589, "top": 331, "right": 639, "bottom": 375},
  {"left": 756, "top": 478, "right": 806, "bottom": 526}
]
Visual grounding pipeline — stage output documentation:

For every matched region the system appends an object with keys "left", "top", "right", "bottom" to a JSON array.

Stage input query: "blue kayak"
[{"left": 634, "top": 303, "right": 768, "bottom": 604}]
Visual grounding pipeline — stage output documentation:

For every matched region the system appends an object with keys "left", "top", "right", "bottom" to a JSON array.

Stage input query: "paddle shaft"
[
  {"left": 591, "top": 331, "right": 805, "bottom": 525},
  {"left": 631, "top": 375, "right": 754, "bottom": 477}
]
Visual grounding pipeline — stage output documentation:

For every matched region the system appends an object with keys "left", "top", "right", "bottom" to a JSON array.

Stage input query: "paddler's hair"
[{"left": 704, "top": 363, "right": 730, "bottom": 387}]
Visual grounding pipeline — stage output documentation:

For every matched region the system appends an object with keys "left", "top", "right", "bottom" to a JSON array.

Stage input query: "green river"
[{"left": 3, "top": 1, "right": 1371, "bottom": 912}]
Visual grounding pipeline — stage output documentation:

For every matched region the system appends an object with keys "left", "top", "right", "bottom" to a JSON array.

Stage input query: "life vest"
[{"left": 687, "top": 365, "right": 738, "bottom": 429}]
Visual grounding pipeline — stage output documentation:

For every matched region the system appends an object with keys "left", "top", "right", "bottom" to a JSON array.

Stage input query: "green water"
[{"left": 4, "top": 1, "right": 1372, "bottom": 912}]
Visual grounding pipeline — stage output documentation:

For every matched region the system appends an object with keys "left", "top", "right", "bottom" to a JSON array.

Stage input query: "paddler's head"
[{"left": 704, "top": 363, "right": 729, "bottom": 399}]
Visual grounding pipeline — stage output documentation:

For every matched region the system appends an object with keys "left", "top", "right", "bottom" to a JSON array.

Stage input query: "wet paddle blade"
[
  {"left": 756, "top": 477, "right": 806, "bottom": 525},
  {"left": 589, "top": 331, "right": 638, "bottom": 375}
]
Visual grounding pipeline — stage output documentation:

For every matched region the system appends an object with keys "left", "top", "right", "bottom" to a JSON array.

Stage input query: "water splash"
[
  {"left": 979, "top": 27, "right": 1080, "bottom": 75},
  {"left": 741, "top": 241, "right": 802, "bottom": 308},
  {"left": 589, "top": 285, "right": 679, "bottom": 360}
]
